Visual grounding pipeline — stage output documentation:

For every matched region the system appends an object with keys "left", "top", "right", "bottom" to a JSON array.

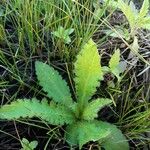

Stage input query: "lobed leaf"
[
  {"left": 0, "top": 98, "right": 75, "bottom": 125},
  {"left": 129, "top": 1, "right": 138, "bottom": 16},
  {"left": 139, "top": 0, "right": 149, "bottom": 19},
  {"left": 139, "top": 17, "right": 150, "bottom": 29},
  {"left": 118, "top": 0, "right": 136, "bottom": 29},
  {"left": 35, "top": 61, "right": 73, "bottom": 106},
  {"left": 74, "top": 39, "right": 103, "bottom": 109},
  {"left": 65, "top": 120, "right": 110, "bottom": 149},
  {"left": 82, "top": 98, "right": 112, "bottom": 120}
]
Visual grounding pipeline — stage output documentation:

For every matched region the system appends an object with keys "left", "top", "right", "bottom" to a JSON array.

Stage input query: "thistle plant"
[
  {"left": 118, "top": 0, "right": 150, "bottom": 37},
  {"left": 0, "top": 39, "right": 129, "bottom": 149},
  {"left": 103, "top": 0, "right": 150, "bottom": 43}
]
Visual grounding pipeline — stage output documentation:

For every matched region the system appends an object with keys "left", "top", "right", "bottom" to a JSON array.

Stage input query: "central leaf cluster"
[{"left": 0, "top": 39, "right": 129, "bottom": 150}]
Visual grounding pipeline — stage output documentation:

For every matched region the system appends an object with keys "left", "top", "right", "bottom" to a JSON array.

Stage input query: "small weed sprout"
[
  {"left": 119, "top": 0, "right": 150, "bottom": 37},
  {"left": 103, "top": 0, "right": 150, "bottom": 43},
  {"left": 52, "top": 26, "right": 74, "bottom": 44},
  {"left": 21, "top": 138, "right": 38, "bottom": 150}
]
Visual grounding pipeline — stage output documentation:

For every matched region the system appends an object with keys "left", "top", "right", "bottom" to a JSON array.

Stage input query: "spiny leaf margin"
[
  {"left": 74, "top": 39, "right": 103, "bottom": 109},
  {"left": 138, "top": 0, "right": 149, "bottom": 19},
  {"left": 82, "top": 98, "right": 112, "bottom": 120},
  {"left": 118, "top": 0, "right": 136, "bottom": 30},
  {"left": 35, "top": 61, "right": 73, "bottom": 106},
  {"left": 0, "top": 98, "right": 75, "bottom": 125}
]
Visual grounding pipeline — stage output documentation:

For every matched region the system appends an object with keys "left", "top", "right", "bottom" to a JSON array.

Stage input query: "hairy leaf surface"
[
  {"left": 139, "top": 0, "right": 149, "bottom": 19},
  {"left": 99, "top": 122, "right": 129, "bottom": 150},
  {"left": 0, "top": 99, "right": 75, "bottom": 125},
  {"left": 35, "top": 61, "right": 73, "bottom": 106},
  {"left": 66, "top": 120, "right": 110, "bottom": 149},
  {"left": 139, "top": 17, "right": 150, "bottom": 29},
  {"left": 118, "top": 0, "right": 136, "bottom": 29},
  {"left": 82, "top": 98, "right": 112, "bottom": 120},
  {"left": 74, "top": 39, "right": 103, "bottom": 109}
]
